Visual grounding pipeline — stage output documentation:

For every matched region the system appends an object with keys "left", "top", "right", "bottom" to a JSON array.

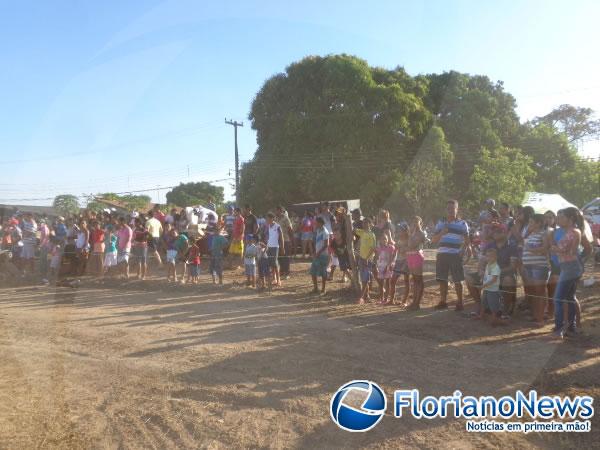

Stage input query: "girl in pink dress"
[{"left": 376, "top": 234, "right": 396, "bottom": 304}]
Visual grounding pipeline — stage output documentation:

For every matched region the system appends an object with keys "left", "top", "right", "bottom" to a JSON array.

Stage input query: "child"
[
  {"left": 244, "top": 235, "right": 258, "bottom": 288},
  {"left": 187, "top": 238, "right": 201, "bottom": 284},
  {"left": 165, "top": 228, "right": 179, "bottom": 282},
  {"left": 49, "top": 238, "right": 63, "bottom": 279},
  {"left": 376, "top": 234, "right": 396, "bottom": 304},
  {"left": 310, "top": 217, "right": 330, "bottom": 294},
  {"left": 331, "top": 230, "right": 351, "bottom": 283},
  {"left": 478, "top": 248, "right": 506, "bottom": 326},
  {"left": 103, "top": 229, "right": 118, "bottom": 277},
  {"left": 390, "top": 223, "right": 410, "bottom": 306},
  {"left": 175, "top": 231, "right": 189, "bottom": 283},
  {"left": 257, "top": 242, "right": 271, "bottom": 291},
  {"left": 354, "top": 218, "right": 377, "bottom": 304},
  {"left": 210, "top": 227, "right": 228, "bottom": 284}
]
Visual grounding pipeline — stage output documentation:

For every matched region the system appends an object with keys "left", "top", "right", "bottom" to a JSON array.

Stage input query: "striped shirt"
[
  {"left": 22, "top": 220, "right": 38, "bottom": 245},
  {"left": 522, "top": 231, "right": 548, "bottom": 267},
  {"left": 435, "top": 219, "right": 469, "bottom": 254}
]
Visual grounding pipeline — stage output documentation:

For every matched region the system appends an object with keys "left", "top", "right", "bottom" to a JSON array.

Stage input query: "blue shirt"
[
  {"left": 435, "top": 219, "right": 469, "bottom": 254},
  {"left": 55, "top": 223, "right": 67, "bottom": 239},
  {"left": 551, "top": 227, "right": 565, "bottom": 266},
  {"left": 211, "top": 235, "right": 228, "bottom": 258}
]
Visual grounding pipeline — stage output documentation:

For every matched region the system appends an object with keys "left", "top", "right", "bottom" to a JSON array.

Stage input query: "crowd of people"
[{"left": 1, "top": 197, "right": 598, "bottom": 339}]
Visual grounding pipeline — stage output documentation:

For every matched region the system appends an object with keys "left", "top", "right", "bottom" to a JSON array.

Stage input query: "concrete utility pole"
[{"left": 225, "top": 118, "right": 243, "bottom": 204}]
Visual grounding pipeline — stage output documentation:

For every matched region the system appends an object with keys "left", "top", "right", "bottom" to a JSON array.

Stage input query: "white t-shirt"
[
  {"left": 315, "top": 227, "right": 330, "bottom": 254},
  {"left": 483, "top": 262, "right": 501, "bottom": 292},
  {"left": 267, "top": 223, "right": 281, "bottom": 248}
]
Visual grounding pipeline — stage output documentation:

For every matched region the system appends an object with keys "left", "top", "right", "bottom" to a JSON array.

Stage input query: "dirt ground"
[{"left": 1, "top": 251, "right": 599, "bottom": 449}]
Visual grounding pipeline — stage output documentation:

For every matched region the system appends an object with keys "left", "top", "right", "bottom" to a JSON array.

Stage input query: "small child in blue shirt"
[{"left": 244, "top": 235, "right": 258, "bottom": 288}]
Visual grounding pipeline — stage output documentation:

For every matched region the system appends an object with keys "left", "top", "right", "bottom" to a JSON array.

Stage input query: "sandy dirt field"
[{"left": 1, "top": 252, "right": 599, "bottom": 449}]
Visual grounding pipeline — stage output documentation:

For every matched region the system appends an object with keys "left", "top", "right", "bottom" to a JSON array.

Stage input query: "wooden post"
[{"left": 344, "top": 212, "right": 361, "bottom": 293}]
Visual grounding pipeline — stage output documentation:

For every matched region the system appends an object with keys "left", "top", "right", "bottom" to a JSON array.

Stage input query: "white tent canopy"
[{"left": 521, "top": 192, "right": 577, "bottom": 214}]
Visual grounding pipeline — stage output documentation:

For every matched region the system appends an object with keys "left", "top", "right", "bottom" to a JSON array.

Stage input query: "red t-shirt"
[
  {"left": 90, "top": 229, "right": 105, "bottom": 245},
  {"left": 233, "top": 216, "right": 245, "bottom": 239},
  {"left": 154, "top": 211, "right": 166, "bottom": 224},
  {"left": 188, "top": 245, "right": 201, "bottom": 265}
]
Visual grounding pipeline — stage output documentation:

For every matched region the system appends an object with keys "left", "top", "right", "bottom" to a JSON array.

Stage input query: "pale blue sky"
[{"left": 1, "top": 0, "right": 599, "bottom": 205}]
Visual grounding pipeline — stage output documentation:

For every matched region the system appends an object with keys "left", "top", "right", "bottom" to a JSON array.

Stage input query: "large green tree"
[
  {"left": 467, "top": 147, "right": 536, "bottom": 210},
  {"left": 240, "top": 54, "right": 432, "bottom": 211},
  {"left": 517, "top": 123, "right": 578, "bottom": 193},
  {"left": 53, "top": 194, "right": 80, "bottom": 216},
  {"left": 559, "top": 160, "right": 600, "bottom": 206},
  {"left": 165, "top": 182, "right": 224, "bottom": 208},
  {"left": 241, "top": 54, "right": 596, "bottom": 216},
  {"left": 421, "top": 71, "right": 521, "bottom": 199}
]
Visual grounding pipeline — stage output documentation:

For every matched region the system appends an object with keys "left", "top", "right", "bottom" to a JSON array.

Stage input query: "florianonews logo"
[
  {"left": 330, "top": 380, "right": 387, "bottom": 432},
  {"left": 330, "top": 382, "right": 594, "bottom": 433}
]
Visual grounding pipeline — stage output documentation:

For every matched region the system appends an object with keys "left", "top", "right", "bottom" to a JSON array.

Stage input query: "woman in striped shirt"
[{"left": 521, "top": 214, "right": 550, "bottom": 327}]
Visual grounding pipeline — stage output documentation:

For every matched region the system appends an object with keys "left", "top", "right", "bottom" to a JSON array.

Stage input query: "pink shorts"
[{"left": 407, "top": 251, "right": 424, "bottom": 271}]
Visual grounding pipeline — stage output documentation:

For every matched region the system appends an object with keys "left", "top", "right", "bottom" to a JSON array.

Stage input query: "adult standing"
[
  {"left": 374, "top": 209, "right": 395, "bottom": 243},
  {"left": 75, "top": 220, "right": 90, "bottom": 276},
  {"left": 521, "top": 214, "right": 550, "bottom": 326},
  {"left": 275, "top": 206, "right": 294, "bottom": 279},
  {"left": 300, "top": 210, "right": 315, "bottom": 258},
  {"left": 146, "top": 211, "right": 164, "bottom": 267},
  {"left": 88, "top": 220, "right": 105, "bottom": 276},
  {"left": 116, "top": 217, "right": 132, "bottom": 279},
  {"left": 265, "top": 213, "right": 284, "bottom": 286},
  {"left": 310, "top": 217, "right": 330, "bottom": 294},
  {"left": 229, "top": 207, "right": 245, "bottom": 268},
  {"left": 38, "top": 218, "right": 51, "bottom": 279},
  {"left": 21, "top": 212, "right": 38, "bottom": 275},
  {"left": 431, "top": 199, "right": 472, "bottom": 311},
  {"left": 550, "top": 208, "right": 591, "bottom": 338},
  {"left": 406, "top": 216, "right": 427, "bottom": 310},
  {"left": 224, "top": 206, "right": 236, "bottom": 238},
  {"left": 131, "top": 217, "right": 149, "bottom": 280},
  {"left": 242, "top": 205, "right": 259, "bottom": 242},
  {"left": 351, "top": 208, "right": 364, "bottom": 260}
]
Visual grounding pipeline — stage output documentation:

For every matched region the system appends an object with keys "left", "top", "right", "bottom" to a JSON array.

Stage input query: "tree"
[
  {"left": 396, "top": 125, "right": 454, "bottom": 218},
  {"left": 241, "top": 54, "right": 431, "bottom": 211},
  {"left": 532, "top": 104, "right": 600, "bottom": 143},
  {"left": 53, "top": 194, "right": 80, "bottom": 216},
  {"left": 421, "top": 71, "right": 521, "bottom": 198},
  {"left": 467, "top": 147, "right": 536, "bottom": 210},
  {"left": 559, "top": 160, "right": 600, "bottom": 206},
  {"left": 518, "top": 123, "right": 578, "bottom": 192},
  {"left": 165, "top": 182, "right": 224, "bottom": 208}
]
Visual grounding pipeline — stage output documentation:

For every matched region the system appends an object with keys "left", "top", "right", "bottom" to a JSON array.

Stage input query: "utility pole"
[{"left": 225, "top": 118, "right": 243, "bottom": 204}]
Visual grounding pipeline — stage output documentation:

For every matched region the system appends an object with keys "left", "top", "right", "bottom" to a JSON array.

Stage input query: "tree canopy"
[
  {"left": 240, "top": 55, "right": 599, "bottom": 216},
  {"left": 165, "top": 182, "right": 224, "bottom": 208},
  {"left": 53, "top": 195, "right": 80, "bottom": 216}
]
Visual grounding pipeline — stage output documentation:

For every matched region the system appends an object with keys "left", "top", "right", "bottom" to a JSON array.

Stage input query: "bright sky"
[{"left": 1, "top": 0, "right": 599, "bottom": 206}]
